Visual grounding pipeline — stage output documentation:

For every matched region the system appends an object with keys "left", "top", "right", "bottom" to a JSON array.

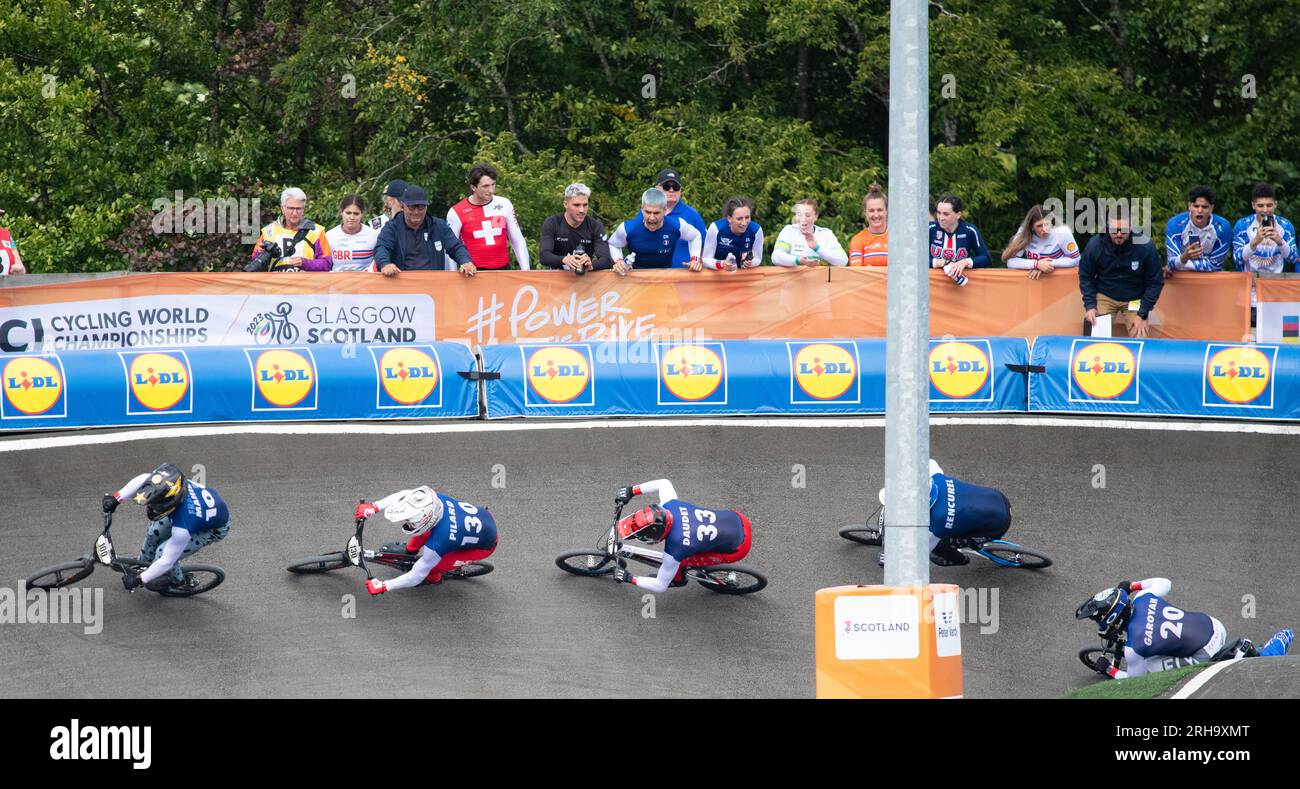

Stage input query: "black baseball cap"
[
  {"left": 401, "top": 186, "right": 429, "bottom": 207},
  {"left": 653, "top": 169, "right": 682, "bottom": 187},
  {"left": 384, "top": 179, "right": 409, "bottom": 198}
]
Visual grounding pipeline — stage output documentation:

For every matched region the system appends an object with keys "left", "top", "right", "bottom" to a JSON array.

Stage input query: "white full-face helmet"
[{"left": 383, "top": 486, "right": 444, "bottom": 537}]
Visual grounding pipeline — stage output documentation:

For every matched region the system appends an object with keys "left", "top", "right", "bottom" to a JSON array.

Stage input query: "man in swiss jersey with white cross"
[
  {"left": 611, "top": 479, "right": 753, "bottom": 593},
  {"left": 446, "top": 163, "right": 531, "bottom": 271}
]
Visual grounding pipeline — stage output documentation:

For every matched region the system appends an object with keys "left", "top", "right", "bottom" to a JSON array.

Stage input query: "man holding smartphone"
[
  {"left": 1233, "top": 182, "right": 1297, "bottom": 276},
  {"left": 1164, "top": 185, "right": 1231, "bottom": 275}
]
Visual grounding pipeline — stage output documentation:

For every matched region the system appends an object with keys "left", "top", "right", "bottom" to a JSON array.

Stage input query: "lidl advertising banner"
[
  {"left": 1029, "top": 336, "right": 1300, "bottom": 419},
  {"left": 481, "top": 338, "right": 1028, "bottom": 418},
  {"left": 0, "top": 342, "right": 478, "bottom": 431}
]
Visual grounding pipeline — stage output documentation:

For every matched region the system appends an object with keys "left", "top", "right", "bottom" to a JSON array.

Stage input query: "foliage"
[{"left": 2, "top": 0, "right": 1297, "bottom": 271}]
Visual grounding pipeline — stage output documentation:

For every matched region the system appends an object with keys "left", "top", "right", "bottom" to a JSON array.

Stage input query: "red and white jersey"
[
  {"left": 325, "top": 224, "right": 379, "bottom": 271},
  {"left": 446, "top": 196, "right": 530, "bottom": 270},
  {"left": 0, "top": 228, "right": 17, "bottom": 275}
]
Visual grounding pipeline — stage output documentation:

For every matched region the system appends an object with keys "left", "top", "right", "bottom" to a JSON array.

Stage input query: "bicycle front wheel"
[
  {"left": 26, "top": 559, "right": 94, "bottom": 590},
  {"left": 286, "top": 552, "right": 350, "bottom": 574},
  {"left": 690, "top": 564, "right": 767, "bottom": 595},
  {"left": 837, "top": 526, "right": 882, "bottom": 546},
  {"left": 981, "top": 542, "right": 1053, "bottom": 569},
  {"left": 555, "top": 550, "right": 614, "bottom": 577}
]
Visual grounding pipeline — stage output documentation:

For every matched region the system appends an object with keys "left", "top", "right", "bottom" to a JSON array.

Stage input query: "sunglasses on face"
[{"left": 660, "top": 182, "right": 681, "bottom": 192}]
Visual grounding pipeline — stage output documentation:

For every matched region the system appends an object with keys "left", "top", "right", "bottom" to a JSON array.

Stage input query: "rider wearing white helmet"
[{"left": 354, "top": 485, "right": 498, "bottom": 595}]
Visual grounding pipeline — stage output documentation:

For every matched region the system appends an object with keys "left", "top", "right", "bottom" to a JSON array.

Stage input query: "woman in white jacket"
[{"left": 771, "top": 199, "right": 848, "bottom": 267}]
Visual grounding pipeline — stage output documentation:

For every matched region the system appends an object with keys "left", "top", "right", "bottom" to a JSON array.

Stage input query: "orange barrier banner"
[
  {"left": 833, "top": 268, "right": 1251, "bottom": 341},
  {"left": 0, "top": 267, "right": 1252, "bottom": 353}
]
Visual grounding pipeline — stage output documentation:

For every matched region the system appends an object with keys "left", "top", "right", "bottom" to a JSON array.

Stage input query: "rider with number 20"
[{"left": 612, "top": 479, "right": 752, "bottom": 592}]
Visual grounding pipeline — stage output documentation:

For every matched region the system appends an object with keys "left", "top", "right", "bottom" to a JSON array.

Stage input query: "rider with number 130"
[{"left": 355, "top": 486, "right": 498, "bottom": 595}]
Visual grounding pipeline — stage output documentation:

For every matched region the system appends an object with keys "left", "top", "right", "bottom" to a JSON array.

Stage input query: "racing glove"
[
  {"left": 355, "top": 502, "right": 378, "bottom": 521},
  {"left": 365, "top": 578, "right": 387, "bottom": 596},
  {"left": 102, "top": 494, "right": 119, "bottom": 514},
  {"left": 615, "top": 486, "right": 635, "bottom": 505},
  {"left": 122, "top": 569, "right": 142, "bottom": 592},
  {"left": 613, "top": 566, "right": 635, "bottom": 585}
]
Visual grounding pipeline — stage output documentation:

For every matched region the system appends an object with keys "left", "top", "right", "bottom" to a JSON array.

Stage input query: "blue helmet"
[{"left": 1076, "top": 587, "right": 1130, "bottom": 640}]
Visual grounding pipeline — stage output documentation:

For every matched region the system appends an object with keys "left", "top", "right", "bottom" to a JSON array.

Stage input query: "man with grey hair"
[
  {"left": 608, "top": 188, "right": 703, "bottom": 273},
  {"left": 248, "top": 186, "right": 332, "bottom": 271},
  {"left": 538, "top": 183, "right": 612, "bottom": 272}
]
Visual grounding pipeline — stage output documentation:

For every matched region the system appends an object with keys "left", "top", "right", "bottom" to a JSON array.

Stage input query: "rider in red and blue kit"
[{"left": 610, "top": 479, "right": 752, "bottom": 593}]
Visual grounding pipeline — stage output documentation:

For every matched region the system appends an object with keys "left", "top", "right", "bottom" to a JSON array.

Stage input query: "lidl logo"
[
  {"left": 1203, "top": 345, "right": 1276, "bottom": 408},
  {"left": 1069, "top": 341, "right": 1141, "bottom": 403},
  {"left": 1, "top": 355, "right": 66, "bottom": 418},
  {"left": 245, "top": 348, "right": 318, "bottom": 411},
  {"left": 929, "top": 340, "right": 993, "bottom": 401},
  {"left": 656, "top": 343, "right": 728, "bottom": 405},
  {"left": 371, "top": 346, "right": 442, "bottom": 409},
  {"left": 789, "top": 342, "right": 860, "bottom": 404},
  {"left": 120, "top": 351, "right": 193, "bottom": 415},
  {"left": 522, "top": 345, "right": 594, "bottom": 407}
]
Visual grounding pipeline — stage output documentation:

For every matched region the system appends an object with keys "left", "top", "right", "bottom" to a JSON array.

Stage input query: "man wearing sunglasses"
[{"left": 634, "top": 169, "right": 706, "bottom": 267}]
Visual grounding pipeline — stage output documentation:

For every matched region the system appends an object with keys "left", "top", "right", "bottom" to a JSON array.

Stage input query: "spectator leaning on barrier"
[
  {"left": 373, "top": 185, "right": 475, "bottom": 278},
  {"left": 929, "top": 194, "right": 989, "bottom": 282},
  {"left": 1080, "top": 212, "right": 1164, "bottom": 339},
  {"left": 326, "top": 195, "right": 379, "bottom": 272},
  {"left": 368, "top": 179, "right": 408, "bottom": 231},
  {"left": 703, "top": 196, "right": 764, "bottom": 271},
  {"left": 248, "top": 187, "right": 332, "bottom": 271},
  {"left": 1233, "top": 182, "right": 1297, "bottom": 277},
  {"left": 1002, "top": 204, "right": 1080, "bottom": 279},
  {"left": 635, "top": 168, "right": 707, "bottom": 267},
  {"left": 848, "top": 183, "right": 889, "bottom": 266},
  {"left": 539, "top": 183, "right": 612, "bottom": 273},
  {"left": 771, "top": 199, "right": 848, "bottom": 267},
  {"left": 1165, "top": 185, "right": 1231, "bottom": 274},
  {"left": 0, "top": 210, "right": 26, "bottom": 276},
  {"left": 609, "top": 188, "right": 703, "bottom": 274},
  {"left": 447, "top": 163, "right": 530, "bottom": 271}
]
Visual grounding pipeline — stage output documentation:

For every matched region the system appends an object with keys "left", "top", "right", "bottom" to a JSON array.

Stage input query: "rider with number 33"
[
  {"left": 102, "top": 463, "right": 231, "bottom": 592},
  {"left": 612, "top": 479, "right": 753, "bottom": 592},
  {"left": 355, "top": 486, "right": 498, "bottom": 595}
]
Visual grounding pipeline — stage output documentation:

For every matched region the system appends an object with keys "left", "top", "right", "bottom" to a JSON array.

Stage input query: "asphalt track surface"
[{"left": 1, "top": 419, "right": 1296, "bottom": 698}]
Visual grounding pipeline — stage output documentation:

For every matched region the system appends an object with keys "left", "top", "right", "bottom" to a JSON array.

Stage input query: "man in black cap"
[
  {"left": 372, "top": 186, "right": 475, "bottom": 277},
  {"left": 635, "top": 168, "right": 706, "bottom": 267},
  {"left": 367, "top": 179, "right": 408, "bottom": 231}
]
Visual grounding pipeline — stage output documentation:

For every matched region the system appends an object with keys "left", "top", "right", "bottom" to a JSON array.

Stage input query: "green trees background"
[{"left": 2, "top": 0, "right": 1297, "bottom": 271}]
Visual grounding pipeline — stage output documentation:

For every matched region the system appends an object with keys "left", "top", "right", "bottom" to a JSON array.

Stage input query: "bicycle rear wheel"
[
  {"left": 980, "top": 542, "right": 1053, "bottom": 569},
  {"left": 26, "top": 559, "right": 94, "bottom": 590},
  {"left": 445, "top": 561, "right": 493, "bottom": 580},
  {"left": 555, "top": 550, "right": 615, "bottom": 577},
  {"left": 838, "top": 526, "right": 882, "bottom": 546},
  {"left": 689, "top": 564, "right": 767, "bottom": 595},
  {"left": 158, "top": 565, "right": 225, "bottom": 597},
  {"left": 286, "top": 552, "right": 349, "bottom": 574}
]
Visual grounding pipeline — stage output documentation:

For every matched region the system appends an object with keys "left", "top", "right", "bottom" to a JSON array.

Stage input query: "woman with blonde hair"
[
  {"left": 848, "top": 184, "right": 889, "bottom": 266},
  {"left": 1002, "top": 204, "right": 1081, "bottom": 279}
]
